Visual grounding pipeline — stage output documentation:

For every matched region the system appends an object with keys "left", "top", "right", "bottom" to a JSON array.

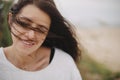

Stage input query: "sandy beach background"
[{"left": 76, "top": 27, "right": 120, "bottom": 72}]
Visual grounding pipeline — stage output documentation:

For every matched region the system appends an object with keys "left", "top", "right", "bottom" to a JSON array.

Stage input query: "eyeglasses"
[{"left": 13, "top": 15, "right": 49, "bottom": 36}]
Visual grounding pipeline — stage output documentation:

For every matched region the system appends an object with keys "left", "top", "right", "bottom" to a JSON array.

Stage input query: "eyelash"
[
  {"left": 15, "top": 19, "right": 47, "bottom": 34},
  {"left": 15, "top": 19, "right": 29, "bottom": 28}
]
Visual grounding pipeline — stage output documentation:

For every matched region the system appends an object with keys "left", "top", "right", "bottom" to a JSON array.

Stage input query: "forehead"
[{"left": 18, "top": 4, "right": 51, "bottom": 28}]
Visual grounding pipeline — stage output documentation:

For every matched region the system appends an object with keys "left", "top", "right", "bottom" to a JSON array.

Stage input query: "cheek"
[
  {"left": 40, "top": 37, "right": 46, "bottom": 43},
  {"left": 11, "top": 26, "right": 20, "bottom": 35},
  {"left": 37, "top": 36, "right": 47, "bottom": 43},
  {"left": 11, "top": 34, "right": 18, "bottom": 45}
]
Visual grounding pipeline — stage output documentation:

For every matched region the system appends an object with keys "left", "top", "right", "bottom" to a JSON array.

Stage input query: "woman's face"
[{"left": 10, "top": 4, "right": 51, "bottom": 54}]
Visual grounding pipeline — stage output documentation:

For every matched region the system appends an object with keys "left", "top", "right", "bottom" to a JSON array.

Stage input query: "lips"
[{"left": 21, "top": 39, "right": 36, "bottom": 47}]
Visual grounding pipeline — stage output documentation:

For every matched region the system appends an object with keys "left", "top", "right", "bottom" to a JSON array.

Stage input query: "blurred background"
[{"left": 0, "top": 0, "right": 120, "bottom": 80}]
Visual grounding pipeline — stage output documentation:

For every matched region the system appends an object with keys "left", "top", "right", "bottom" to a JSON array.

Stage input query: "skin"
[{"left": 3, "top": 4, "right": 52, "bottom": 71}]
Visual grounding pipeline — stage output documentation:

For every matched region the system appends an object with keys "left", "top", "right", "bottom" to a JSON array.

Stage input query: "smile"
[{"left": 21, "top": 39, "right": 36, "bottom": 47}]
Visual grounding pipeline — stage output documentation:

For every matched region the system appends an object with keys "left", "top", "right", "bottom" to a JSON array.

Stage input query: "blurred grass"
[
  {"left": 0, "top": 0, "right": 13, "bottom": 47},
  {"left": 78, "top": 47, "right": 120, "bottom": 80}
]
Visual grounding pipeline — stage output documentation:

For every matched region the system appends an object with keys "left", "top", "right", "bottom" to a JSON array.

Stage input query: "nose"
[{"left": 25, "top": 30, "right": 36, "bottom": 39}]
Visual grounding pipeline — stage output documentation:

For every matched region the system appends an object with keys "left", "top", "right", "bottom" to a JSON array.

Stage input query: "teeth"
[{"left": 22, "top": 40, "right": 35, "bottom": 46}]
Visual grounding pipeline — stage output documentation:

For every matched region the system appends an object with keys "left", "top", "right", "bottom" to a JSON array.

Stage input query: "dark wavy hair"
[{"left": 9, "top": 0, "right": 81, "bottom": 62}]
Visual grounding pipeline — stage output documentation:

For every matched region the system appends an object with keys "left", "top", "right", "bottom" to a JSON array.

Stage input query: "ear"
[{"left": 7, "top": 12, "right": 13, "bottom": 25}]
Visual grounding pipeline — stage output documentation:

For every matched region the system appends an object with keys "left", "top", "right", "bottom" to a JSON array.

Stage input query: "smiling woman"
[
  {"left": 0, "top": 0, "right": 82, "bottom": 80},
  {"left": 9, "top": 4, "right": 51, "bottom": 54}
]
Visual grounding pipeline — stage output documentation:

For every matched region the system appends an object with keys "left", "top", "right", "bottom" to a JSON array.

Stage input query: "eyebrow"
[{"left": 18, "top": 16, "right": 49, "bottom": 31}]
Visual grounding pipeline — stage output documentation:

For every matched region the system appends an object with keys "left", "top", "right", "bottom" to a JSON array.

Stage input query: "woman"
[{"left": 0, "top": 0, "right": 82, "bottom": 80}]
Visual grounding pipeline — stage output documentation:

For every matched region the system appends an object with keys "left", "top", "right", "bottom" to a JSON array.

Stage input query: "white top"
[{"left": 0, "top": 47, "right": 82, "bottom": 80}]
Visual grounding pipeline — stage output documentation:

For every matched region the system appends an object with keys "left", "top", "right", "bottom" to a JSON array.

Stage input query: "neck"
[
  {"left": 4, "top": 46, "right": 36, "bottom": 64},
  {"left": 3, "top": 46, "right": 51, "bottom": 71}
]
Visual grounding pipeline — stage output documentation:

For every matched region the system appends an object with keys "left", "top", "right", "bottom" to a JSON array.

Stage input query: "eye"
[
  {"left": 15, "top": 18, "right": 30, "bottom": 28},
  {"left": 34, "top": 27, "right": 48, "bottom": 34}
]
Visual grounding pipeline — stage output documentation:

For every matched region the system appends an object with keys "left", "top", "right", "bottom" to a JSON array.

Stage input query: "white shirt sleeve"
[
  {"left": 69, "top": 57, "right": 82, "bottom": 80},
  {"left": 71, "top": 64, "right": 82, "bottom": 80}
]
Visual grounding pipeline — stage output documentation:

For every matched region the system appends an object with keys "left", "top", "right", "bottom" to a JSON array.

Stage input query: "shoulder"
[
  {"left": 0, "top": 47, "right": 3, "bottom": 50},
  {"left": 0, "top": 47, "right": 3, "bottom": 55},
  {"left": 55, "top": 48, "right": 73, "bottom": 59},
  {"left": 0, "top": 47, "right": 5, "bottom": 62},
  {"left": 54, "top": 48, "right": 75, "bottom": 65}
]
